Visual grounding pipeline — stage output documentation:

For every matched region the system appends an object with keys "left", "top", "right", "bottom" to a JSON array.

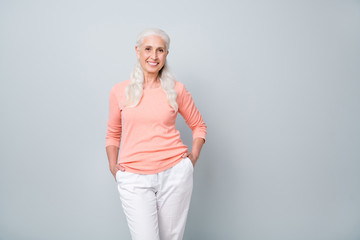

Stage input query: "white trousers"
[{"left": 116, "top": 157, "right": 194, "bottom": 240}]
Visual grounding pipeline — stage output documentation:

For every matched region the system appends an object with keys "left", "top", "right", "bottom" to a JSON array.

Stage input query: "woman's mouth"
[{"left": 147, "top": 61, "right": 159, "bottom": 66}]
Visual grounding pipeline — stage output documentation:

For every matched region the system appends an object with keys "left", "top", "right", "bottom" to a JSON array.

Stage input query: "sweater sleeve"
[
  {"left": 105, "top": 87, "right": 122, "bottom": 147},
  {"left": 178, "top": 83, "right": 207, "bottom": 141}
]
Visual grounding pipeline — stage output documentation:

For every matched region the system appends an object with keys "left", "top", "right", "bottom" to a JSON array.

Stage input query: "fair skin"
[
  {"left": 106, "top": 35, "right": 205, "bottom": 179},
  {"left": 136, "top": 35, "right": 168, "bottom": 88}
]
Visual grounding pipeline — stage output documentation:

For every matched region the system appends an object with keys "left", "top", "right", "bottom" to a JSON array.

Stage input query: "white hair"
[{"left": 125, "top": 28, "right": 178, "bottom": 112}]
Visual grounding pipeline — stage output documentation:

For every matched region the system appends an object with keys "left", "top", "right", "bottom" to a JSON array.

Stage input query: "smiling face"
[{"left": 136, "top": 35, "right": 169, "bottom": 78}]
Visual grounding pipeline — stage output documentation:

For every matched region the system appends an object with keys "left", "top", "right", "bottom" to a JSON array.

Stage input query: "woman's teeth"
[{"left": 148, "top": 62, "right": 158, "bottom": 66}]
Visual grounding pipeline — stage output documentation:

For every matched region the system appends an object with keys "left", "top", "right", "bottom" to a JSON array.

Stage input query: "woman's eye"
[
  {"left": 158, "top": 49, "right": 164, "bottom": 52},
  {"left": 145, "top": 48, "right": 150, "bottom": 51}
]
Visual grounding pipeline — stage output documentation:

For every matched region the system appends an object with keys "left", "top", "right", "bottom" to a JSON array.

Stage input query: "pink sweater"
[{"left": 106, "top": 79, "right": 207, "bottom": 174}]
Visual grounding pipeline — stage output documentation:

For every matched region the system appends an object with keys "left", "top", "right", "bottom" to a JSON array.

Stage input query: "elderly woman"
[{"left": 105, "top": 28, "right": 207, "bottom": 240}]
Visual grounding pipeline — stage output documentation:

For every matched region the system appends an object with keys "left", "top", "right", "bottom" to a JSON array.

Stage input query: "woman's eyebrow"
[{"left": 143, "top": 46, "right": 166, "bottom": 50}]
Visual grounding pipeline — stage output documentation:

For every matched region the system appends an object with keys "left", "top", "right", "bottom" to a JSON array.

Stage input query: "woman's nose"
[{"left": 151, "top": 50, "right": 158, "bottom": 59}]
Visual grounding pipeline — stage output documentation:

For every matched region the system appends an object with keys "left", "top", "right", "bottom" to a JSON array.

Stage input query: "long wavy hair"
[{"left": 125, "top": 28, "right": 178, "bottom": 112}]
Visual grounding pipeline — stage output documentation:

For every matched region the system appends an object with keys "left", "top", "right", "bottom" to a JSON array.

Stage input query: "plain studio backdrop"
[{"left": 0, "top": 0, "right": 359, "bottom": 239}]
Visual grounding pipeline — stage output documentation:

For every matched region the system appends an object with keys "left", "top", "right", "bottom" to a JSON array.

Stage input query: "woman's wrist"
[{"left": 190, "top": 152, "right": 199, "bottom": 161}]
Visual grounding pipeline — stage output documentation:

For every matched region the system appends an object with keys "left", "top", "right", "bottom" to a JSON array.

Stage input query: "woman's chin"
[{"left": 144, "top": 68, "right": 161, "bottom": 75}]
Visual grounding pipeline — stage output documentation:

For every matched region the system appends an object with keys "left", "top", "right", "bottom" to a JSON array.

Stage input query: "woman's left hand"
[
  {"left": 181, "top": 150, "right": 198, "bottom": 167},
  {"left": 181, "top": 138, "right": 205, "bottom": 168}
]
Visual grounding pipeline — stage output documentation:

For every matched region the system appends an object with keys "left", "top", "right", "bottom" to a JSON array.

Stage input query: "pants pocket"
[
  {"left": 186, "top": 157, "right": 194, "bottom": 171},
  {"left": 116, "top": 170, "right": 127, "bottom": 183}
]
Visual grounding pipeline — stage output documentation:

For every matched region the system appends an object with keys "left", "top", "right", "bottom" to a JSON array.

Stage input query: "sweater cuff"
[
  {"left": 105, "top": 139, "right": 120, "bottom": 148},
  {"left": 193, "top": 131, "right": 207, "bottom": 143}
]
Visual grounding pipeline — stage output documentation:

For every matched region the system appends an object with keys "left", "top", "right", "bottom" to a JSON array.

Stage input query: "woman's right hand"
[{"left": 110, "top": 164, "right": 125, "bottom": 181}]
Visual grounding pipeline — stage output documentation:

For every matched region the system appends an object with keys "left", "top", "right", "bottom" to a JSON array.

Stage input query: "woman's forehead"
[{"left": 142, "top": 35, "right": 166, "bottom": 48}]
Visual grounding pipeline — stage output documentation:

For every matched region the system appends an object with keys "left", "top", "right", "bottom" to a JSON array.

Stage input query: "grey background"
[{"left": 1, "top": 0, "right": 359, "bottom": 239}]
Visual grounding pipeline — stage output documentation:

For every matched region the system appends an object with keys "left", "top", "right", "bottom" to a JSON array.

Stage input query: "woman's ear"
[{"left": 135, "top": 46, "right": 140, "bottom": 59}]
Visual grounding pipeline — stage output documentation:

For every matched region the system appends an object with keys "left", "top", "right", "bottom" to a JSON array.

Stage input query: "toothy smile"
[{"left": 147, "top": 61, "right": 159, "bottom": 66}]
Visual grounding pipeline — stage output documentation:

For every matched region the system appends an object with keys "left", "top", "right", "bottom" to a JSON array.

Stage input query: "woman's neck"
[{"left": 143, "top": 73, "right": 160, "bottom": 88}]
